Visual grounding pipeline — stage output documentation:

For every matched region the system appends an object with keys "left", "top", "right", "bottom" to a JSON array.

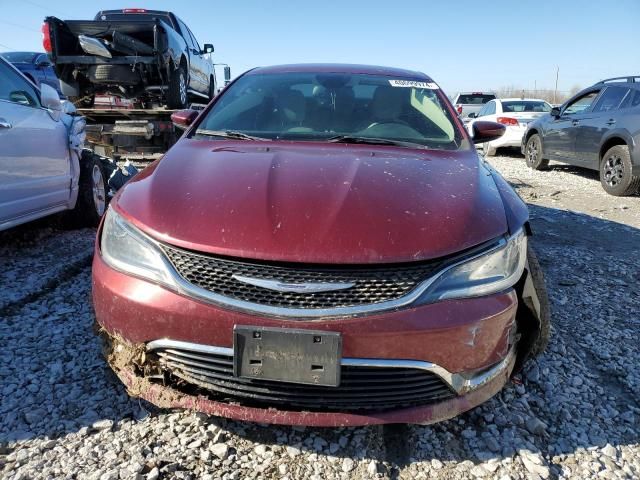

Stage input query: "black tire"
[
  {"left": 68, "top": 95, "right": 95, "bottom": 108},
  {"left": 66, "top": 151, "right": 109, "bottom": 227},
  {"left": 599, "top": 145, "right": 640, "bottom": 196},
  {"left": 526, "top": 244, "right": 550, "bottom": 357},
  {"left": 525, "top": 134, "right": 549, "bottom": 170},
  {"left": 208, "top": 76, "right": 216, "bottom": 101},
  {"left": 167, "top": 64, "right": 188, "bottom": 109}
]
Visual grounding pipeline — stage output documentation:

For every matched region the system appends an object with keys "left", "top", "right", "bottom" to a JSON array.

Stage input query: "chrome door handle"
[
  {"left": 606, "top": 119, "right": 616, "bottom": 126},
  {"left": 0, "top": 119, "right": 11, "bottom": 129}
]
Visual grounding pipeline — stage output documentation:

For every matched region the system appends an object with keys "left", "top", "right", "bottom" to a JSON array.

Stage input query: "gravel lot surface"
[{"left": 1, "top": 152, "right": 639, "bottom": 479}]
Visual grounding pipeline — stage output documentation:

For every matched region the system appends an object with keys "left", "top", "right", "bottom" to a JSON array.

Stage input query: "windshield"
[
  {"left": 502, "top": 100, "right": 551, "bottom": 113},
  {"left": 196, "top": 72, "right": 468, "bottom": 150},
  {"left": 457, "top": 94, "right": 495, "bottom": 104},
  {"left": 0, "top": 52, "right": 38, "bottom": 63}
]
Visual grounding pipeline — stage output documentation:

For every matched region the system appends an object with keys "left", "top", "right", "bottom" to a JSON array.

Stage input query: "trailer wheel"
[
  {"left": 167, "top": 65, "right": 188, "bottom": 109},
  {"left": 66, "top": 151, "right": 109, "bottom": 227}
]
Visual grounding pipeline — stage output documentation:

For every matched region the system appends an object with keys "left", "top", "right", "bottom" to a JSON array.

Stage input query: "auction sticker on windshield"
[{"left": 389, "top": 80, "right": 438, "bottom": 89}]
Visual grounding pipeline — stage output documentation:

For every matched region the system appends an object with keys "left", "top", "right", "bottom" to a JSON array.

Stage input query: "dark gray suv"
[{"left": 522, "top": 76, "right": 640, "bottom": 196}]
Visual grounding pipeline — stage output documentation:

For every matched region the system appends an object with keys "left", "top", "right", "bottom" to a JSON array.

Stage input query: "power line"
[
  {"left": 0, "top": 20, "right": 40, "bottom": 33},
  {"left": 21, "top": 0, "right": 72, "bottom": 17}
]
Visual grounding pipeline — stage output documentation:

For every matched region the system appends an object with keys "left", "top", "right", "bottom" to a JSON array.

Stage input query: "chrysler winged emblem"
[{"left": 232, "top": 275, "right": 355, "bottom": 293}]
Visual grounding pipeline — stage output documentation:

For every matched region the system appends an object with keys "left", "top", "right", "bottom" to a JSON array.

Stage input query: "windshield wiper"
[
  {"left": 326, "top": 135, "right": 425, "bottom": 149},
  {"left": 195, "top": 129, "right": 269, "bottom": 141}
]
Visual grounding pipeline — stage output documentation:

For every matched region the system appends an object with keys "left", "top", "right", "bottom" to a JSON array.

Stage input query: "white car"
[
  {"left": 468, "top": 98, "right": 552, "bottom": 156},
  {"left": 0, "top": 56, "right": 108, "bottom": 231}
]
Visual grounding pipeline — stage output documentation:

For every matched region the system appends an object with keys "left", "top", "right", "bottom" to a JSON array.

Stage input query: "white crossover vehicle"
[
  {"left": 468, "top": 98, "right": 552, "bottom": 156},
  {"left": 0, "top": 56, "right": 108, "bottom": 231}
]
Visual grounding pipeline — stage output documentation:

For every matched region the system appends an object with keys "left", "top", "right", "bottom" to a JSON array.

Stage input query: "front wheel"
[
  {"left": 599, "top": 145, "right": 640, "bottom": 196},
  {"left": 66, "top": 151, "right": 109, "bottom": 227},
  {"left": 525, "top": 134, "right": 548, "bottom": 170}
]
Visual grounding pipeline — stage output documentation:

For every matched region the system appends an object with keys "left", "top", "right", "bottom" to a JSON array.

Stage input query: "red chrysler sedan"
[{"left": 93, "top": 64, "right": 549, "bottom": 426}]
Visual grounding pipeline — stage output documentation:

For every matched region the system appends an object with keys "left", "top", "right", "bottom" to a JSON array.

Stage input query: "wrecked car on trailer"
[
  {"left": 43, "top": 9, "right": 215, "bottom": 109},
  {"left": 92, "top": 64, "right": 550, "bottom": 426}
]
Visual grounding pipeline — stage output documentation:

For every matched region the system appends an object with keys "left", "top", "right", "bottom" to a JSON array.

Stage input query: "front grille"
[
  {"left": 160, "top": 244, "right": 442, "bottom": 309},
  {"left": 153, "top": 347, "right": 455, "bottom": 412}
]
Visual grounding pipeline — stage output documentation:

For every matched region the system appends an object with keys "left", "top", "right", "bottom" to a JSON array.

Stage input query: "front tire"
[
  {"left": 525, "top": 134, "right": 548, "bottom": 170},
  {"left": 599, "top": 145, "right": 640, "bottom": 196},
  {"left": 167, "top": 65, "right": 188, "bottom": 109},
  {"left": 66, "top": 151, "right": 109, "bottom": 227}
]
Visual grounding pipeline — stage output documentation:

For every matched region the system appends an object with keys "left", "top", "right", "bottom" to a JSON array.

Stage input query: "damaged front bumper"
[{"left": 102, "top": 333, "right": 517, "bottom": 427}]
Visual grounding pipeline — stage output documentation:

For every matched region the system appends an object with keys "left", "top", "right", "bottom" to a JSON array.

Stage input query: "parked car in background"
[
  {"left": 0, "top": 56, "right": 107, "bottom": 231},
  {"left": 469, "top": 98, "right": 552, "bottom": 156},
  {"left": 43, "top": 9, "right": 216, "bottom": 108},
  {"left": 523, "top": 76, "right": 640, "bottom": 196},
  {"left": 94, "top": 64, "right": 550, "bottom": 426},
  {"left": 0, "top": 51, "right": 63, "bottom": 95},
  {"left": 452, "top": 91, "right": 496, "bottom": 123}
]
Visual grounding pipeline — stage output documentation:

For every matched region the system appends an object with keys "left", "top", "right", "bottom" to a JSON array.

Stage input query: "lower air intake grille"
[{"left": 152, "top": 347, "right": 455, "bottom": 412}]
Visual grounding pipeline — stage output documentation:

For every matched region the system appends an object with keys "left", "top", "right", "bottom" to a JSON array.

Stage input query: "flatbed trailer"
[{"left": 79, "top": 107, "right": 180, "bottom": 168}]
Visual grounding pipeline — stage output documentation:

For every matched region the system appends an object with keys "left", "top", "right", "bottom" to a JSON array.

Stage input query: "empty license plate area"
[{"left": 233, "top": 326, "right": 342, "bottom": 386}]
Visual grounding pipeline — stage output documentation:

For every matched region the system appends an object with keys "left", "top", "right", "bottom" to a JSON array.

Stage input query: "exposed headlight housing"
[
  {"left": 100, "top": 208, "right": 176, "bottom": 288},
  {"left": 417, "top": 229, "right": 527, "bottom": 303}
]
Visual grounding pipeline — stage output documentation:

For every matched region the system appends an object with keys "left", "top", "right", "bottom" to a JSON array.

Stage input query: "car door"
[
  {"left": 0, "top": 59, "right": 71, "bottom": 226},
  {"left": 176, "top": 18, "right": 206, "bottom": 94},
  {"left": 186, "top": 27, "right": 209, "bottom": 94},
  {"left": 574, "top": 86, "right": 629, "bottom": 169},
  {"left": 543, "top": 90, "right": 600, "bottom": 161}
]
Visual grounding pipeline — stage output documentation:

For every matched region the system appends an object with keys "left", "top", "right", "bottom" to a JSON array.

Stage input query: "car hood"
[{"left": 116, "top": 140, "right": 508, "bottom": 264}]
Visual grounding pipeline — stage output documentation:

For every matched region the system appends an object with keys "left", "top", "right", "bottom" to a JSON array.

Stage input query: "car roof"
[
  {"left": 455, "top": 91, "right": 496, "bottom": 95},
  {"left": 247, "top": 64, "right": 434, "bottom": 81}
]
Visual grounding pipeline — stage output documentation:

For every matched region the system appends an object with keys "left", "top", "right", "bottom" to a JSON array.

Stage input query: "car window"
[
  {"left": 620, "top": 89, "right": 640, "bottom": 109},
  {"left": 196, "top": 72, "right": 467, "bottom": 151},
  {"left": 457, "top": 94, "right": 495, "bottom": 104},
  {"left": 187, "top": 27, "right": 201, "bottom": 52},
  {"left": 485, "top": 101, "right": 496, "bottom": 115},
  {"left": 0, "top": 60, "right": 40, "bottom": 107},
  {"left": 476, "top": 103, "right": 488, "bottom": 117},
  {"left": 176, "top": 18, "right": 196, "bottom": 49},
  {"left": 563, "top": 91, "right": 600, "bottom": 115},
  {"left": 592, "top": 87, "right": 630, "bottom": 113},
  {"left": 502, "top": 101, "right": 551, "bottom": 113}
]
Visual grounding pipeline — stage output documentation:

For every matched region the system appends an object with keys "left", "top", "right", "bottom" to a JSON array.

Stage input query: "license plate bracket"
[{"left": 233, "top": 326, "right": 342, "bottom": 386}]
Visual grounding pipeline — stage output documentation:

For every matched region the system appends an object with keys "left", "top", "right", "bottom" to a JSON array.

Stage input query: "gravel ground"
[{"left": 1, "top": 153, "right": 639, "bottom": 479}]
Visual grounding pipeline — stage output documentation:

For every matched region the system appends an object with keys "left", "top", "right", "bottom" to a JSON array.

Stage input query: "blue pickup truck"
[
  {"left": 43, "top": 9, "right": 216, "bottom": 109},
  {"left": 0, "top": 52, "right": 63, "bottom": 96}
]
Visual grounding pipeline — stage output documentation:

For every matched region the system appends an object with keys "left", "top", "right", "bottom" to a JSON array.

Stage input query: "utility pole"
[{"left": 553, "top": 66, "right": 559, "bottom": 104}]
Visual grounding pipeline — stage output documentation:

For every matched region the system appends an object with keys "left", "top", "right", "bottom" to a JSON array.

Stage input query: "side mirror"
[
  {"left": 223, "top": 66, "right": 231, "bottom": 84},
  {"left": 467, "top": 112, "right": 478, "bottom": 119},
  {"left": 550, "top": 106, "right": 561, "bottom": 117},
  {"left": 471, "top": 120, "right": 505, "bottom": 144},
  {"left": 40, "top": 84, "right": 62, "bottom": 110},
  {"left": 171, "top": 109, "right": 199, "bottom": 128},
  {"left": 202, "top": 43, "right": 214, "bottom": 54}
]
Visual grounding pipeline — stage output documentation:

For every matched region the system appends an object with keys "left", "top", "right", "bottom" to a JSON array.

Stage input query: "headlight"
[
  {"left": 101, "top": 208, "right": 176, "bottom": 287},
  {"left": 417, "top": 229, "right": 527, "bottom": 303}
]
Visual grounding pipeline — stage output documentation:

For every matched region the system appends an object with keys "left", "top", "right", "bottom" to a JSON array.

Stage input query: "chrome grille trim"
[{"left": 146, "top": 338, "right": 517, "bottom": 395}]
